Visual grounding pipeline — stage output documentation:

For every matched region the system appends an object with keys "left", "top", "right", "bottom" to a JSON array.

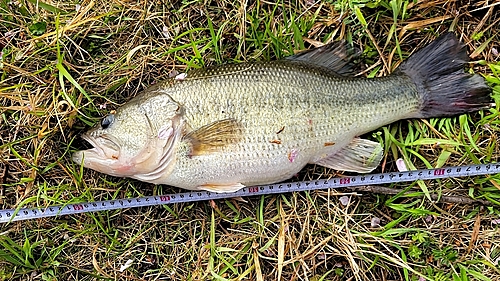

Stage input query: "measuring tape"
[{"left": 1, "top": 163, "right": 499, "bottom": 223}]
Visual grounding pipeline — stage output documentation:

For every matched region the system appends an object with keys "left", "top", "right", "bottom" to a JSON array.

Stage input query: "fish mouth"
[{"left": 72, "top": 133, "right": 121, "bottom": 165}]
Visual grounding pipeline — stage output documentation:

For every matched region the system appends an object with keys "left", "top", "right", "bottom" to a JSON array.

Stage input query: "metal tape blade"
[{"left": 1, "top": 163, "right": 498, "bottom": 223}]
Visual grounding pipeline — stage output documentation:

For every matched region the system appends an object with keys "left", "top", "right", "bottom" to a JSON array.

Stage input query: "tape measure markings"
[{"left": 1, "top": 163, "right": 498, "bottom": 223}]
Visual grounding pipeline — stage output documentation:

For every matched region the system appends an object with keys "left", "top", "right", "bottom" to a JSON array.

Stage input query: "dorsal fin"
[{"left": 285, "top": 41, "right": 361, "bottom": 76}]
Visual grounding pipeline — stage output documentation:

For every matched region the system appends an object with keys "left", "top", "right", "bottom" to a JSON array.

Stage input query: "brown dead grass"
[{"left": 1, "top": 0, "right": 500, "bottom": 280}]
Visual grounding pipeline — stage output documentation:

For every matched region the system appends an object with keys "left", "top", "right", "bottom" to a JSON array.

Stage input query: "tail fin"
[{"left": 397, "top": 32, "right": 492, "bottom": 118}]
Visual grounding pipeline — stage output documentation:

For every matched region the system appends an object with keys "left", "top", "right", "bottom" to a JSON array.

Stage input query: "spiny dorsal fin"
[
  {"left": 185, "top": 119, "right": 243, "bottom": 156},
  {"left": 285, "top": 41, "right": 361, "bottom": 76}
]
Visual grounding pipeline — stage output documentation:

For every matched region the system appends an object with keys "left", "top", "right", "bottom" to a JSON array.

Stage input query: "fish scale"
[
  {"left": 157, "top": 62, "right": 421, "bottom": 188},
  {"left": 73, "top": 33, "right": 492, "bottom": 192}
]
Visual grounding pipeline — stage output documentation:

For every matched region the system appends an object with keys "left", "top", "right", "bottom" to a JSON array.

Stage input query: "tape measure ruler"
[{"left": 1, "top": 163, "right": 499, "bottom": 223}]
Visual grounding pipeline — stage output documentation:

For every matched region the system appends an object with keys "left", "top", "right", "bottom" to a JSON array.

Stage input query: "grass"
[{"left": 1, "top": 0, "right": 500, "bottom": 280}]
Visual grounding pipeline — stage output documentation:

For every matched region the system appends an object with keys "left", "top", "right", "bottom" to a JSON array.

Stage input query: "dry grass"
[{"left": 1, "top": 0, "right": 500, "bottom": 280}]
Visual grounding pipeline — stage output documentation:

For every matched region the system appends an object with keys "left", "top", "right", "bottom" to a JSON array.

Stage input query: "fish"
[{"left": 72, "top": 33, "right": 492, "bottom": 193}]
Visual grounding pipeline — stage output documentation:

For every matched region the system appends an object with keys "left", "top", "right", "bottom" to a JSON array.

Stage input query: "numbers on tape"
[{"left": 1, "top": 163, "right": 499, "bottom": 223}]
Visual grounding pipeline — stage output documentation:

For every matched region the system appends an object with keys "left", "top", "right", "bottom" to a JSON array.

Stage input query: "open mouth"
[
  {"left": 73, "top": 134, "right": 121, "bottom": 163},
  {"left": 80, "top": 134, "right": 106, "bottom": 158}
]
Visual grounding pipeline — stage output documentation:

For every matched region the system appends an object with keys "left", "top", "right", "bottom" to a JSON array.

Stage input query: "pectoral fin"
[
  {"left": 313, "top": 138, "right": 383, "bottom": 173},
  {"left": 198, "top": 183, "right": 245, "bottom": 193},
  {"left": 185, "top": 119, "right": 243, "bottom": 156}
]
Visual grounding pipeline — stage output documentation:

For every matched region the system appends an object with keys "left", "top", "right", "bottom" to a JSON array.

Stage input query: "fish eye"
[{"left": 101, "top": 114, "right": 115, "bottom": 129}]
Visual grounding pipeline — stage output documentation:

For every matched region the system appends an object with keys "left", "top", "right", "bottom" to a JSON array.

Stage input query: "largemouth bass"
[{"left": 73, "top": 33, "right": 492, "bottom": 192}]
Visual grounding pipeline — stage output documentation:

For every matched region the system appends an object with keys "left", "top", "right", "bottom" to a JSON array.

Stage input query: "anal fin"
[
  {"left": 198, "top": 183, "right": 245, "bottom": 193},
  {"left": 313, "top": 138, "right": 383, "bottom": 173}
]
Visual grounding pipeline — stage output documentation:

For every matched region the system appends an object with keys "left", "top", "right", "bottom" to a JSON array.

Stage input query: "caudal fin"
[{"left": 397, "top": 32, "right": 493, "bottom": 118}]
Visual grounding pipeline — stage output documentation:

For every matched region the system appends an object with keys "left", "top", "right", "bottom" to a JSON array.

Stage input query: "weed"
[{"left": 1, "top": 0, "right": 499, "bottom": 280}]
